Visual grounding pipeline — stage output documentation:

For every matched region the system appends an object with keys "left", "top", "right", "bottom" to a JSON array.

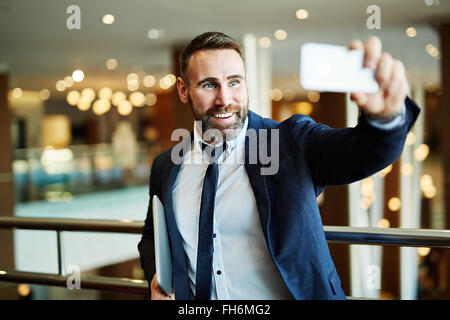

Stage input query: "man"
[{"left": 138, "top": 32, "right": 420, "bottom": 300}]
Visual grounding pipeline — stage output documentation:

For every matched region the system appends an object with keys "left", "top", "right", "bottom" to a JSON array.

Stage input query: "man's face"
[{"left": 177, "top": 49, "right": 248, "bottom": 141}]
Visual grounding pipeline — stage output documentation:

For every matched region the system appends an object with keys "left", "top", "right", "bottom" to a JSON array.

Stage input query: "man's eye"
[
  {"left": 203, "top": 83, "right": 216, "bottom": 89},
  {"left": 229, "top": 80, "right": 239, "bottom": 86}
]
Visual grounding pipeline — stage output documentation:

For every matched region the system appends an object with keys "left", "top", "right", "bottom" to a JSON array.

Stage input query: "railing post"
[{"left": 56, "top": 231, "right": 64, "bottom": 276}]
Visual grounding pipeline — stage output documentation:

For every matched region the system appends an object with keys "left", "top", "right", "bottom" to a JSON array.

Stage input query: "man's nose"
[{"left": 215, "top": 86, "right": 232, "bottom": 107}]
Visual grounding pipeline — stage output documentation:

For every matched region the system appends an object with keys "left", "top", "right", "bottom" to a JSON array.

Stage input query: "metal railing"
[{"left": 1, "top": 216, "right": 450, "bottom": 298}]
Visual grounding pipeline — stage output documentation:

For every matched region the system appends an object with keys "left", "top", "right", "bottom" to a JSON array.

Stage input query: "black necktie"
[{"left": 195, "top": 141, "right": 226, "bottom": 300}]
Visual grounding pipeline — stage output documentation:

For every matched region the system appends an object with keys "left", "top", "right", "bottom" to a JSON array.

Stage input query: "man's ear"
[{"left": 177, "top": 77, "right": 189, "bottom": 104}]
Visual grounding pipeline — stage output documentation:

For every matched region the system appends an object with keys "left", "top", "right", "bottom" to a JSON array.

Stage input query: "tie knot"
[{"left": 201, "top": 140, "right": 227, "bottom": 163}]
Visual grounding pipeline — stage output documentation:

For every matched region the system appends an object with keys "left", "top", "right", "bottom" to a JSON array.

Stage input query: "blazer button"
[{"left": 217, "top": 270, "right": 222, "bottom": 275}]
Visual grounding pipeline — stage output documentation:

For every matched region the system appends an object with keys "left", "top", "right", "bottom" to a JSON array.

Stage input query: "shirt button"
[
  {"left": 213, "top": 233, "right": 216, "bottom": 238},
  {"left": 217, "top": 270, "right": 222, "bottom": 275}
]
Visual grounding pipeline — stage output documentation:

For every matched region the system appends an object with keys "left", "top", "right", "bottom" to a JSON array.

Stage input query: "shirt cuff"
[{"left": 365, "top": 102, "right": 406, "bottom": 130}]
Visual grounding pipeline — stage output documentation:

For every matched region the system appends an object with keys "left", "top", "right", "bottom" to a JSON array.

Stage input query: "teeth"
[{"left": 214, "top": 112, "right": 233, "bottom": 118}]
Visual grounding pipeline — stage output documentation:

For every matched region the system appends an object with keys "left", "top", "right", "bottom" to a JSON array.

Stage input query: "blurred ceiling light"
[
  {"left": 12, "top": 87, "right": 22, "bottom": 98},
  {"left": 56, "top": 80, "right": 66, "bottom": 92},
  {"left": 423, "top": 185, "right": 437, "bottom": 199},
  {"left": 307, "top": 91, "right": 320, "bottom": 103},
  {"left": 17, "top": 284, "right": 30, "bottom": 297},
  {"left": 406, "top": 132, "right": 416, "bottom": 145},
  {"left": 420, "top": 174, "right": 433, "bottom": 189},
  {"left": 159, "top": 76, "right": 172, "bottom": 90},
  {"left": 295, "top": 102, "right": 313, "bottom": 116},
  {"left": 92, "top": 98, "right": 111, "bottom": 115},
  {"left": 148, "top": 28, "right": 163, "bottom": 39},
  {"left": 64, "top": 76, "right": 74, "bottom": 88},
  {"left": 106, "top": 58, "right": 118, "bottom": 70},
  {"left": 425, "top": 44, "right": 440, "bottom": 58},
  {"left": 143, "top": 75, "right": 156, "bottom": 87},
  {"left": 72, "top": 70, "right": 84, "bottom": 82},
  {"left": 111, "top": 91, "right": 127, "bottom": 106},
  {"left": 146, "top": 93, "right": 157, "bottom": 106},
  {"left": 274, "top": 29, "right": 288, "bottom": 40},
  {"left": 66, "top": 90, "right": 80, "bottom": 106},
  {"left": 127, "top": 73, "right": 138, "bottom": 82},
  {"left": 259, "top": 37, "right": 271, "bottom": 48},
  {"left": 283, "top": 88, "right": 295, "bottom": 101},
  {"left": 296, "top": 9, "right": 309, "bottom": 20},
  {"left": 377, "top": 218, "right": 390, "bottom": 228},
  {"left": 388, "top": 197, "right": 401, "bottom": 212},
  {"left": 117, "top": 100, "right": 133, "bottom": 116},
  {"left": 77, "top": 96, "right": 92, "bottom": 111},
  {"left": 40, "top": 89, "right": 50, "bottom": 100},
  {"left": 81, "top": 88, "right": 96, "bottom": 101},
  {"left": 129, "top": 91, "right": 146, "bottom": 107},
  {"left": 414, "top": 144, "right": 430, "bottom": 162},
  {"left": 378, "top": 164, "right": 392, "bottom": 177},
  {"left": 401, "top": 163, "right": 414, "bottom": 176},
  {"left": 420, "top": 174, "right": 436, "bottom": 199},
  {"left": 417, "top": 247, "right": 431, "bottom": 257},
  {"left": 360, "top": 178, "right": 374, "bottom": 196},
  {"left": 406, "top": 27, "right": 417, "bottom": 38},
  {"left": 127, "top": 80, "right": 139, "bottom": 91},
  {"left": 166, "top": 74, "right": 176, "bottom": 86},
  {"left": 102, "top": 14, "right": 115, "bottom": 24},
  {"left": 99, "top": 87, "right": 113, "bottom": 100},
  {"left": 270, "top": 88, "right": 283, "bottom": 101}
]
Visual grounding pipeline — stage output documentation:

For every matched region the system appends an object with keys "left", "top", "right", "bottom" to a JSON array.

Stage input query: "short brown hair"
[{"left": 179, "top": 32, "right": 243, "bottom": 84}]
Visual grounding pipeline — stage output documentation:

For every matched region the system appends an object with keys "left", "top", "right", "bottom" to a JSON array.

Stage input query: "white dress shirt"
[
  {"left": 172, "top": 117, "right": 293, "bottom": 299},
  {"left": 171, "top": 108, "right": 406, "bottom": 299}
]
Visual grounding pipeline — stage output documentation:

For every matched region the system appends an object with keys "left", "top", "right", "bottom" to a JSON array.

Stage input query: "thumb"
[{"left": 350, "top": 92, "right": 368, "bottom": 107}]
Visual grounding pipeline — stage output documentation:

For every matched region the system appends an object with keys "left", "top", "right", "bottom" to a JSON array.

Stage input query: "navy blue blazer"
[{"left": 138, "top": 97, "right": 420, "bottom": 300}]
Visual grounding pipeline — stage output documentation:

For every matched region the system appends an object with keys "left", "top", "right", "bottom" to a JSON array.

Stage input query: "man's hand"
[
  {"left": 348, "top": 36, "right": 408, "bottom": 120},
  {"left": 150, "top": 273, "right": 175, "bottom": 300}
]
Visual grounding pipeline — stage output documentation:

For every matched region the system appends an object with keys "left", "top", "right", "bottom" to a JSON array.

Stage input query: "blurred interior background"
[{"left": 0, "top": 0, "right": 449, "bottom": 300}]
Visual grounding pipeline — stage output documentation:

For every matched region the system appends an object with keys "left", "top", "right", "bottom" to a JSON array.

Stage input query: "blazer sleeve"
[
  {"left": 137, "top": 157, "right": 160, "bottom": 291},
  {"left": 287, "top": 96, "right": 421, "bottom": 190}
]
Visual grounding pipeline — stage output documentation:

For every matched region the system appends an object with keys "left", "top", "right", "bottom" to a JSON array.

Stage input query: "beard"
[{"left": 190, "top": 99, "right": 249, "bottom": 142}]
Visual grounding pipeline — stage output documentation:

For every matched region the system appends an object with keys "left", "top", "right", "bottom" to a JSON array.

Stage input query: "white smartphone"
[{"left": 300, "top": 43, "right": 379, "bottom": 93}]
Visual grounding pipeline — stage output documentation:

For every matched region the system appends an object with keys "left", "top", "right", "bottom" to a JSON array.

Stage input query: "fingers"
[
  {"left": 385, "top": 60, "right": 408, "bottom": 112},
  {"left": 350, "top": 92, "right": 368, "bottom": 107},
  {"left": 387, "top": 60, "right": 406, "bottom": 96},
  {"left": 376, "top": 52, "right": 394, "bottom": 91},
  {"left": 364, "top": 36, "right": 382, "bottom": 70},
  {"left": 150, "top": 273, "right": 175, "bottom": 300},
  {"left": 352, "top": 36, "right": 409, "bottom": 117},
  {"left": 348, "top": 39, "right": 364, "bottom": 51},
  {"left": 152, "top": 292, "right": 175, "bottom": 300}
]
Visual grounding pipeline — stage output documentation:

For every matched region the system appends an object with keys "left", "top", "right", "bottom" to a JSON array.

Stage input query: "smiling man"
[
  {"left": 178, "top": 41, "right": 249, "bottom": 142},
  {"left": 138, "top": 32, "right": 420, "bottom": 300}
]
